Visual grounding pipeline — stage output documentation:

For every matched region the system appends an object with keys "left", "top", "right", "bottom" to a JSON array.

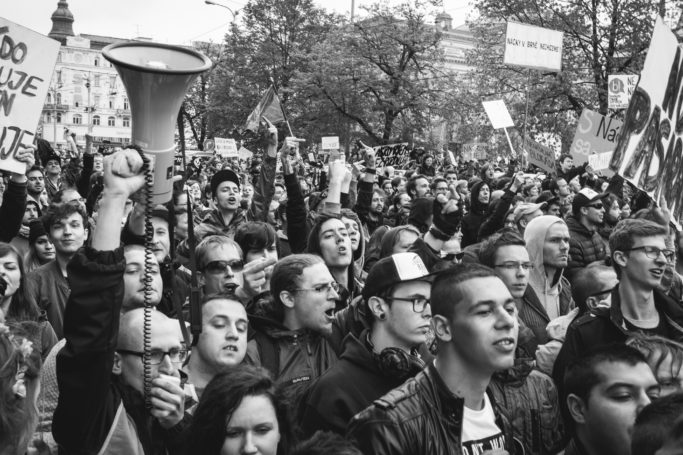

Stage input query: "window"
[
  {"left": 108, "top": 116, "right": 115, "bottom": 127},
  {"left": 109, "top": 75, "right": 116, "bottom": 88},
  {"left": 73, "top": 114, "right": 82, "bottom": 125},
  {"left": 123, "top": 98, "right": 129, "bottom": 110},
  {"left": 94, "top": 57, "right": 99, "bottom": 67},
  {"left": 74, "top": 101, "right": 79, "bottom": 108},
  {"left": 94, "top": 74, "right": 100, "bottom": 87},
  {"left": 92, "top": 115, "right": 100, "bottom": 126},
  {"left": 109, "top": 98, "right": 114, "bottom": 109},
  {"left": 47, "top": 92, "right": 52, "bottom": 103},
  {"left": 123, "top": 116, "right": 130, "bottom": 127},
  {"left": 45, "top": 112, "right": 52, "bottom": 123},
  {"left": 93, "top": 95, "right": 100, "bottom": 107},
  {"left": 56, "top": 93, "right": 61, "bottom": 104},
  {"left": 56, "top": 113, "right": 62, "bottom": 123}
]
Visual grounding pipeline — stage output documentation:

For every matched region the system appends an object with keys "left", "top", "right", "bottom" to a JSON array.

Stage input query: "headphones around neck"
[{"left": 366, "top": 333, "right": 425, "bottom": 382}]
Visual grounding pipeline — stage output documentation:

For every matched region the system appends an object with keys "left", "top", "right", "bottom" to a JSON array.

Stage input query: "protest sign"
[
  {"left": 238, "top": 146, "right": 253, "bottom": 160},
  {"left": 0, "top": 18, "right": 60, "bottom": 173},
  {"left": 373, "top": 143, "right": 411, "bottom": 169},
  {"left": 588, "top": 152, "right": 612, "bottom": 170},
  {"left": 570, "top": 109, "right": 622, "bottom": 172},
  {"left": 321, "top": 136, "right": 339, "bottom": 150},
  {"left": 609, "top": 18, "right": 683, "bottom": 221},
  {"left": 608, "top": 75, "right": 638, "bottom": 110},
  {"left": 462, "top": 143, "right": 488, "bottom": 161},
  {"left": 522, "top": 138, "right": 556, "bottom": 174},
  {"left": 214, "top": 137, "right": 238, "bottom": 158},
  {"left": 482, "top": 100, "right": 514, "bottom": 129},
  {"left": 503, "top": 21, "right": 564, "bottom": 72}
]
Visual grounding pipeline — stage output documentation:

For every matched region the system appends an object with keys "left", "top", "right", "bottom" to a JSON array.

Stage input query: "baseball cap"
[
  {"left": 210, "top": 169, "right": 241, "bottom": 196},
  {"left": 362, "top": 252, "right": 434, "bottom": 300},
  {"left": 572, "top": 187, "right": 607, "bottom": 211},
  {"left": 514, "top": 202, "right": 547, "bottom": 223}
]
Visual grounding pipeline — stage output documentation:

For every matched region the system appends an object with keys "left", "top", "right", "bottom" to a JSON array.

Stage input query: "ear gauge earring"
[{"left": 378, "top": 313, "right": 386, "bottom": 320}]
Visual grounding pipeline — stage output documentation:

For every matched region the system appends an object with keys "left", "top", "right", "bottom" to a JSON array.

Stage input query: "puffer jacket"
[
  {"left": 245, "top": 302, "right": 338, "bottom": 406},
  {"left": 347, "top": 362, "right": 519, "bottom": 455},
  {"left": 195, "top": 207, "right": 247, "bottom": 240},
  {"left": 565, "top": 215, "right": 607, "bottom": 279}
]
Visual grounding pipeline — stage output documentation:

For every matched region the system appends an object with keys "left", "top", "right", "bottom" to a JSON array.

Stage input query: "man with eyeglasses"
[
  {"left": 246, "top": 253, "right": 339, "bottom": 406},
  {"left": 300, "top": 252, "right": 433, "bottom": 436},
  {"left": 565, "top": 188, "right": 608, "bottom": 279},
  {"left": 54, "top": 149, "right": 189, "bottom": 454},
  {"left": 554, "top": 219, "right": 683, "bottom": 395}
]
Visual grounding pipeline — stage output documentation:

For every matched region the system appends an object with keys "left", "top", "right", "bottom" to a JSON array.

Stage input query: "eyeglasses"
[
  {"left": 586, "top": 203, "right": 604, "bottom": 210},
  {"left": 625, "top": 246, "right": 675, "bottom": 262},
  {"left": 384, "top": 296, "right": 431, "bottom": 313},
  {"left": 294, "top": 281, "right": 340, "bottom": 295},
  {"left": 203, "top": 259, "right": 244, "bottom": 274},
  {"left": 117, "top": 348, "right": 189, "bottom": 365},
  {"left": 494, "top": 262, "right": 534, "bottom": 271}
]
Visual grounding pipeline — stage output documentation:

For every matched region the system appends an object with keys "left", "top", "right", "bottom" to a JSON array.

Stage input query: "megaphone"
[{"left": 102, "top": 42, "right": 212, "bottom": 203}]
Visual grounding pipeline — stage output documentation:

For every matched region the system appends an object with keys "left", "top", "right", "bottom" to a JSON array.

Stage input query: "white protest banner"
[
  {"left": 238, "top": 146, "right": 253, "bottom": 160},
  {"left": 609, "top": 18, "right": 683, "bottom": 221},
  {"left": 482, "top": 100, "right": 514, "bottom": 129},
  {"left": 588, "top": 152, "right": 612, "bottom": 170},
  {"left": 570, "top": 109, "right": 622, "bottom": 170},
  {"left": 608, "top": 75, "right": 638, "bottom": 110},
  {"left": 522, "top": 138, "right": 556, "bottom": 174},
  {"left": 503, "top": 21, "right": 564, "bottom": 72},
  {"left": 321, "top": 136, "right": 339, "bottom": 150},
  {"left": 0, "top": 18, "right": 60, "bottom": 173},
  {"left": 215, "top": 137, "right": 239, "bottom": 158},
  {"left": 462, "top": 143, "right": 488, "bottom": 161},
  {"left": 373, "top": 143, "right": 411, "bottom": 169}
]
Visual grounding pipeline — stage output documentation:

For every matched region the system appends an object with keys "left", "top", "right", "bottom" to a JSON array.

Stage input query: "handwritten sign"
[
  {"left": 0, "top": 18, "right": 60, "bottom": 173},
  {"left": 321, "top": 136, "right": 339, "bottom": 150},
  {"left": 482, "top": 100, "right": 514, "bottom": 129},
  {"left": 214, "top": 137, "right": 238, "bottom": 158},
  {"left": 523, "top": 138, "right": 556, "bottom": 174},
  {"left": 570, "top": 109, "right": 622, "bottom": 171},
  {"left": 462, "top": 143, "right": 488, "bottom": 161},
  {"left": 238, "top": 146, "right": 253, "bottom": 160},
  {"left": 504, "top": 21, "right": 564, "bottom": 72},
  {"left": 588, "top": 152, "right": 612, "bottom": 170},
  {"left": 373, "top": 143, "right": 411, "bottom": 169},
  {"left": 610, "top": 18, "right": 683, "bottom": 221},
  {"left": 608, "top": 75, "right": 638, "bottom": 110}
]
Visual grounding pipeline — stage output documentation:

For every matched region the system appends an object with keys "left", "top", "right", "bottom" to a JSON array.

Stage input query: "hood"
[
  {"left": 524, "top": 215, "right": 566, "bottom": 292},
  {"left": 469, "top": 180, "right": 489, "bottom": 215}
]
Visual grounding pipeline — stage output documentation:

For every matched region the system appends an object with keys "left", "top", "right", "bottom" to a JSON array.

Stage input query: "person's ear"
[
  {"left": 432, "top": 315, "right": 452, "bottom": 342},
  {"left": 567, "top": 393, "right": 588, "bottom": 425},
  {"left": 613, "top": 250, "right": 628, "bottom": 269},
  {"left": 580, "top": 206, "right": 589, "bottom": 218},
  {"left": 280, "top": 290, "right": 295, "bottom": 309},
  {"left": 368, "top": 296, "right": 389, "bottom": 321},
  {"left": 112, "top": 352, "right": 123, "bottom": 375},
  {"left": 198, "top": 271, "right": 206, "bottom": 287}
]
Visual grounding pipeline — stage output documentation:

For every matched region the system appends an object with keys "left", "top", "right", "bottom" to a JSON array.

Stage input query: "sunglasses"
[
  {"left": 586, "top": 202, "right": 603, "bottom": 209},
  {"left": 202, "top": 259, "right": 244, "bottom": 274}
]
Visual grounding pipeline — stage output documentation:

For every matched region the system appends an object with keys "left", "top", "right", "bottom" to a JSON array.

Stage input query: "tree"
[
  {"left": 292, "top": 0, "right": 458, "bottom": 145},
  {"left": 464, "top": 0, "right": 679, "bottom": 151}
]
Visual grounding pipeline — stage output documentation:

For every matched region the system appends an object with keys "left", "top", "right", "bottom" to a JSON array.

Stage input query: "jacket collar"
[{"left": 608, "top": 284, "right": 683, "bottom": 336}]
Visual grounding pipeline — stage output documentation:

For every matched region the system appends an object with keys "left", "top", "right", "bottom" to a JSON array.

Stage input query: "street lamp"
[{"left": 204, "top": 0, "right": 240, "bottom": 20}]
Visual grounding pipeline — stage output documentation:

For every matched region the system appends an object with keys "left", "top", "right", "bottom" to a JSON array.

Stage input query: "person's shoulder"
[
  {"left": 26, "top": 262, "right": 53, "bottom": 282},
  {"left": 570, "top": 308, "right": 609, "bottom": 329}
]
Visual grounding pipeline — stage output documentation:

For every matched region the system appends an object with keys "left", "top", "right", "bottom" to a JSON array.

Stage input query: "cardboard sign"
[
  {"left": 462, "top": 143, "right": 488, "bottom": 161},
  {"left": 570, "top": 109, "right": 623, "bottom": 169},
  {"left": 609, "top": 18, "right": 683, "bottom": 220},
  {"left": 482, "top": 100, "right": 514, "bottom": 129},
  {"left": 238, "top": 146, "right": 253, "bottom": 160},
  {"left": 321, "top": 136, "right": 339, "bottom": 150},
  {"left": 214, "top": 137, "right": 238, "bottom": 158},
  {"left": 588, "top": 151, "right": 613, "bottom": 170},
  {"left": 523, "top": 138, "right": 556, "bottom": 174},
  {"left": 608, "top": 75, "right": 638, "bottom": 110},
  {"left": 504, "top": 21, "right": 564, "bottom": 72},
  {"left": 0, "top": 18, "right": 60, "bottom": 173},
  {"left": 373, "top": 143, "right": 411, "bottom": 169}
]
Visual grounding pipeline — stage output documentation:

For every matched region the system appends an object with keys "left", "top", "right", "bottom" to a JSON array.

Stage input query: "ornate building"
[{"left": 42, "top": 1, "right": 133, "bottom": 150}]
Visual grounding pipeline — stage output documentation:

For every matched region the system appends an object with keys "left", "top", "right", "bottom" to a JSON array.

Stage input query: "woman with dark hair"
[
  {"left": 184, "top": 365, "right": 294, "bottom": 455},
  {"left": 235, "top": 221, "right": 278, "bottom": 295},
  {"left": 0, "top": 242, "right": 57, "bottom": 359},
  {"left": 23, "top": 221, "right": 55, "bottom": 274},
  {"left": 460, "top": 180, "right": 490, "bottom": 248},
  {"left": 0, "top": 322, "right": 43, "bottom": 455}
]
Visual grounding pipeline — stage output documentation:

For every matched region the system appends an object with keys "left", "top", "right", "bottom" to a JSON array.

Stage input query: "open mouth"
[
  {"left": 224, "top": 283, "right": 238, "bottom": 294},
  {"left": 494, "top": 337, "right": 515, "bottom": 350},
  {"left": 324, "top": 308, "right": 335, "bottom": 319},
  {"left": 650, "top": 269, "right": 664, "bottom": 278},
  {"left": 223, "top": 345, "right": 239, "bottom": 352}
]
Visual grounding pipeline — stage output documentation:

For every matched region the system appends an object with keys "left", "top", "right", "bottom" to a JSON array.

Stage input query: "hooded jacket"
[
  {"left": 461, "top": 180, "right": 490, "bottom": 248},
  {"left": 524, "top": 216, "right": 575, "bottom": 324}
]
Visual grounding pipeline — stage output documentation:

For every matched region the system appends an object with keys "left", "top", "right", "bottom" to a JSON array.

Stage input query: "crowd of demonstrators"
[{"left": 5, "top": 126, "right": 683, "bottom": 455}]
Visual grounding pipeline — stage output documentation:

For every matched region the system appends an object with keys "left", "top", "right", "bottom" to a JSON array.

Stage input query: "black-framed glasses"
[
  {"left": 202, "top": 259, "right": 244, "bottom": 274},
  {"left": 494, "top": 262, "right": 534, "bottom": 271},
  {"left": 384, "top": 296, "right": 431, "bottom": 313},
  {"left": 117, "top": 348, "right": 189, "bottom": 365},
  {"left": 294, "top": 281, "right": 340, "bottom": 295},
  {"left": 625, "top": 246, "right": 675, "bottom": 262}
]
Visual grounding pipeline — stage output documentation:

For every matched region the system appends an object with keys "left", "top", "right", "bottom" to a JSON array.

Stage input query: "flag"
[{"left": 244, "top": 86, "right": 286, "bottom": 131}]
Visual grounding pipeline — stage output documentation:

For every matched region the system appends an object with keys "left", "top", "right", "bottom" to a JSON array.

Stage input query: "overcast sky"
[{"left": 5, "top": 0, "right": 473, "bottom": 45}]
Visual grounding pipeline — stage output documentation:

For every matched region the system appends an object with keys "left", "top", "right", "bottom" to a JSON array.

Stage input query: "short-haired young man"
[
  {"left": 300, "top": 253, "right": 432, "bottom": 436},
  {"left": 406, "top": 174, "right": 431, "bottom": 199},
  {"left": 26, "top": 202, "right": 89, "bottom": 338},
  {"left": 554, "top": 219, "right": 683, "bottom": 388},
  {"left": 565, "top": 188, "right": 608, "bottom": 278},
  {"left": 563, "top": 344, "right": 660, "bottom": 455},
  {"left": 26, "top": 165, "right": 46, "bottom": 209},
  {"left": 196, "top": 169, "right": 248, "bottom": 238},
  {"left": 631, "top": 392, "right": 683, "bottom": 455},
  {"left": 246, "top": 253, "right": 339, "bottom": 403},
  {"left": 348, "top": 264, "right": 518, "bottom": 454}
]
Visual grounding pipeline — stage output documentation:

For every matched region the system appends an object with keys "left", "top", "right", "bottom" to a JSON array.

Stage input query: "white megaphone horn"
[{"left": 102, "top": 42, "right": 212, "bottom": 203}]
